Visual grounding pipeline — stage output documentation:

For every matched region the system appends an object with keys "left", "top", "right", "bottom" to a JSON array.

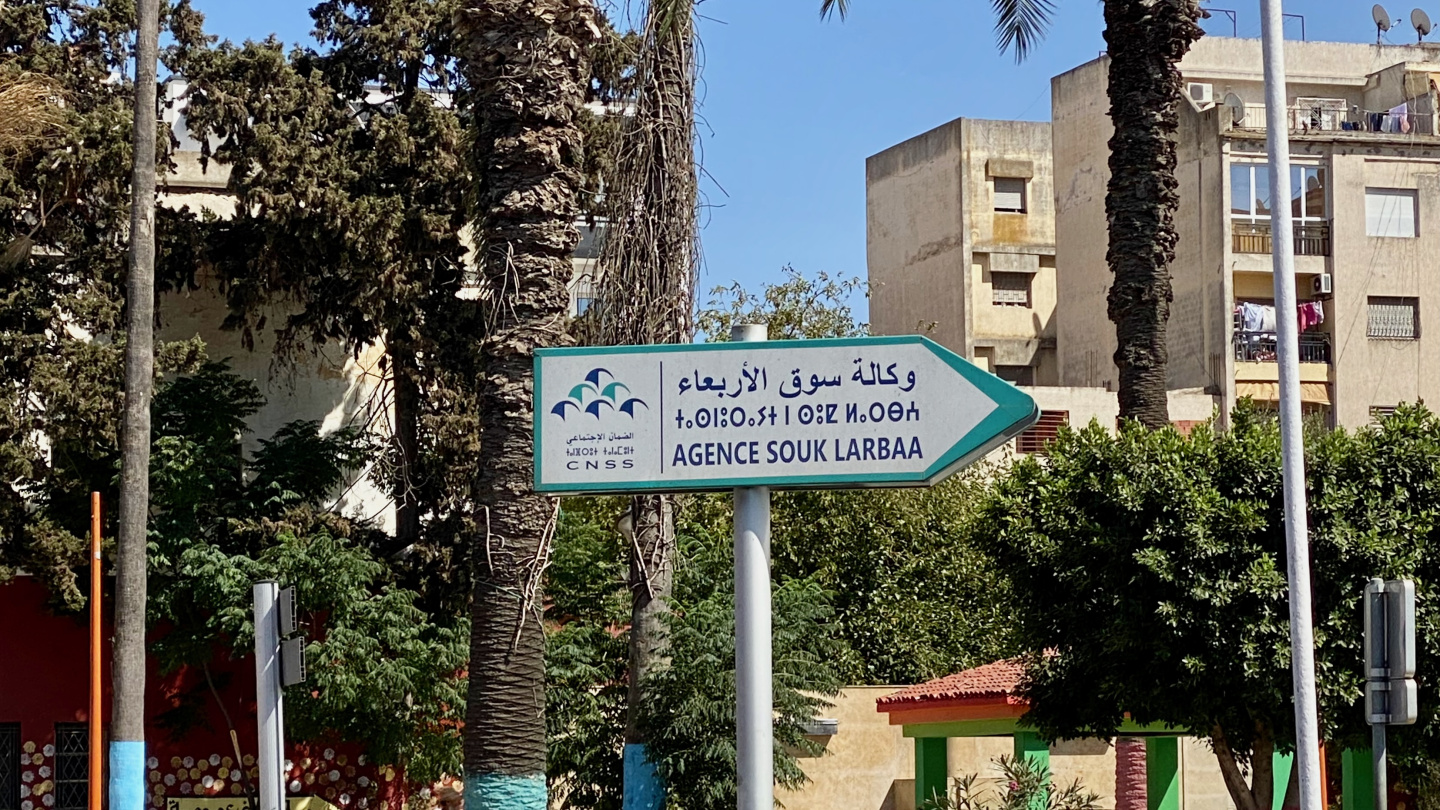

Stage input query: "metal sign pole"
[
  {"left": 253, "top": 581, "right": 286, "bottom": 810},
  {"left": 731, "top": 324, "right": 773, "bottom": 810},
  {"left": 1257, "top": 2, "right": 1323, "bottom": 809}
]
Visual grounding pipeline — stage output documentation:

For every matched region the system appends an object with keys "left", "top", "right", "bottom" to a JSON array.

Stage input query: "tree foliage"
[
  {"left": 976, "top": 402, "right": 1440, "bottom": 810},
  {"left": 143, "top": 363, "right": 468, "bottom": 785},
  {"left": 0, "top": 0, "right": 210, "bottom": 606},
  {"left": 543, "top": 498, "right": 846, "bottom": 810}
]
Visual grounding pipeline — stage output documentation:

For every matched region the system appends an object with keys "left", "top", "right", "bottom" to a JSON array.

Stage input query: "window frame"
[
  {"left": 0, "top": 723, "right": 18, "bottom": 810},
  {"left": 990, "top": 271, "right": 1032, "bottom": 307},
  {"left": 52, "top": 723, "right": 87, "bottom": 810},
  {"left": 1230, "top": 162, "right": 1327, "bottom": 222},
  {"left": 1365, "top": 188, "right": 1419, "bottom": 238},
  {"left": 993, "top": 177, "right": 1027, "bottom": 213},
  {"left": 1016, "top": 410, "right": 1068, "bottom": 455},
  {"left": 1367, "top": 296, "right": 1420, "bottom": 340}
]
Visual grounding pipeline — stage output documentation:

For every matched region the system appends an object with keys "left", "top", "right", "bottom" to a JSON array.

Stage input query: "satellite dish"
[
  {"left": 1224, "top": 92, "right": 1247, "bottom": 126},
  {"left": 1413, "top": 8, "right": 1432, "bottom": 39},
  {"left": 1375, "top": 4, "right": 1394, "bottom": 30}
]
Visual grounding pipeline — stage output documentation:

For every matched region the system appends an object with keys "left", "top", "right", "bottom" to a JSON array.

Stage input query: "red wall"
[{"left": 1, "top": 577, "right": 408, "bottom": 810}]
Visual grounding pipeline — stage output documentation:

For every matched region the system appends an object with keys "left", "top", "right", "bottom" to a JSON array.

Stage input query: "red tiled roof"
[{"left": 877, "top": 659, "right": 1025, "bottom": 711}]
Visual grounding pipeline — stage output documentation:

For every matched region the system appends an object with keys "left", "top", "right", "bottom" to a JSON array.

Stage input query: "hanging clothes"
[
  {"left": 1240, "top": 302, "right": 1266, "bottom": 332},
  {"left": 1259, "top": 304, "right": 1277, "bottom": 332},
  {"left": 1298, "top": 302, "right": 1323, "bottom": 332}
]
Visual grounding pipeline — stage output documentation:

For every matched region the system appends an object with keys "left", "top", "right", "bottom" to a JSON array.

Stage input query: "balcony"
[
  {"left": 1231, "top": 220, "right": 1331, "bottom": 257},
  {"left": 1233, "top": 104, "right": 1435, "bottom": 136},
  {"left": 1233, "top": 330, "right": 1331, "bottom": 364}
]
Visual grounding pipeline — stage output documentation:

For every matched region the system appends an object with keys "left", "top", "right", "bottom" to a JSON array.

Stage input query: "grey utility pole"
[
  {"left": 1256, "top": 1, "right": 1322, "bottom": 808},
  {"left": 731, "top": 323, "right": 773, "bottom": 810},
  {"left": 253, "top": 581, "right": 287, "bottom": 810}
]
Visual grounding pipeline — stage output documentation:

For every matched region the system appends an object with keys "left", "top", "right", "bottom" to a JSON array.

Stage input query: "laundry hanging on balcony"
[
  {"left": 1236, "top": 301, "right": 1325, "bottom": 334},
  {"left": 1299, "top": 301, "right": 1325, "bottom": 332}
]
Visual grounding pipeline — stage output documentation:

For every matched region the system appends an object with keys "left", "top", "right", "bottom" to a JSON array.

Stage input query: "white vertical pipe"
[
  {"left": 254, "top": 581, "right": 286, "bottom": 810},
  {"left": 1257, "top": 6, "right": 1323, "bottom": 810},
  {"left": 731, "top": 323, "right": 772, "bottom": 810}
]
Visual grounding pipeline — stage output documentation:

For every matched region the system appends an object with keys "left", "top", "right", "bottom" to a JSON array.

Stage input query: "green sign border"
[{"left": 533, "top": 335, "right": 1039, "bottom": 494}]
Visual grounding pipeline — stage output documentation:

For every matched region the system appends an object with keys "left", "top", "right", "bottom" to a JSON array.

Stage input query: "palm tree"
[
  {"left": 453, "top": 1, "right": 600, "bottom": 808},
  {"left": 588, "top": 0, "right": 700, "bottom": 800},
  {"left": 821, "top": 0, "right": 1202, "bottom": 428}
]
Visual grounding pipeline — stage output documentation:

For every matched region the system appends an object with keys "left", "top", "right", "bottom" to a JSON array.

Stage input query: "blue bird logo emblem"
[{"left": 552, "top": 368, "right": 648, "bottom": 420}]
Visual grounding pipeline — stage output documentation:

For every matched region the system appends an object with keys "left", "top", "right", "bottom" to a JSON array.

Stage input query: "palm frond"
[
  {"left": 648, "top": 0, "right": 695, "bottom": 42},
  {"left": 819, "top": 0, "right": 849, "bottom": 20},
  {"left": 992, "top": 0, "right": 1056, "bottom": 61}
]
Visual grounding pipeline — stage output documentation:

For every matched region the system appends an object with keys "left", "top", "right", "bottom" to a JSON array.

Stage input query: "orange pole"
[
  {"left": 1319, "top": 742, "right": 1330, "bottom": 810},
  {"left": 89, "top": 492, "right": 102, "bottom": 810}
]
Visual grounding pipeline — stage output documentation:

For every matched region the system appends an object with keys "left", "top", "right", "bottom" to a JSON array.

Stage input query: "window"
[
  {"left": 1368, "top": 297, "right": 1419, "bottom": 339},
  {"left": 1371, "top": 405, "right": 1398, "bottom": 423},
  {"left": 1366, "top": 189, "right": 1418, "bottom": 237},
  {"left": 995, "top": 365, "right": 1034, "bottom": 386},
  {"left": 53, "top": 724, "right": 86, "bottom": 810},
  {"left": 1016, "top": 410, "right": 1069, "bottom": 455},
  {"left": 991, "top": 272, "right": 1031, "bottom": 307},
  {"left": 993, "top": 178, "right": 1027, "bottom": 213},
  {"left": 571, "top": 275, "right": 597, "bottom": 317},
  {"left": 1231, "top": 163, "right": 1327, "bottom": 221},
  {"left": 0, "top": 724, "right": 17, "bottom": 810}
]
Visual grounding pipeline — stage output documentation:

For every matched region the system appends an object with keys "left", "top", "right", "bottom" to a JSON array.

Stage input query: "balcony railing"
[
  {"left": 1232, "top": 220, "right": 1331, "bottom": 257},
  {"left": 1233, "top": 104, "right": 1435, "bottom": 135},
  {"left": 1233, "top": 330, "right": 1331, "bottom": 364}
]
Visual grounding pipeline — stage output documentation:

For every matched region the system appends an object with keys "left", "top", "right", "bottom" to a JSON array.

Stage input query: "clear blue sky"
[{"left": 193, "top": 0, "right": 1387, "bottom": 322}]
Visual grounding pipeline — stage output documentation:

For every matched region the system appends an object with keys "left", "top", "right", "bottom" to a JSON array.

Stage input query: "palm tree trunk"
[
  {"left": 114, "top": 0, "right": 161, "bottom": 806},
  {"left": 455, "top": 2, "right": 598, "bottom": 808},
  {"left": 390, "top": 340, "right": 422, "bottom": 549},
  {"left": 589, "top": 4, "right": 699, "bottom": 803},
  {"left": 1102, "top": 0, "right": 1202, "bottom": 428},
  {"left": 623, "top": 494, "right": 675, "bottom": 808}
]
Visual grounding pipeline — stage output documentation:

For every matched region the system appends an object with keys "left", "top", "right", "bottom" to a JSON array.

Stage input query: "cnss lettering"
[{"left": 567, "top": 459, "right": 637, "bottom": 470}]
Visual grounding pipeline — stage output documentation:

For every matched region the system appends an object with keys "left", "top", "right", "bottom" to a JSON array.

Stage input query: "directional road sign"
[{"left": 534, "top": 335, "right": 1038, "bottom": 494}]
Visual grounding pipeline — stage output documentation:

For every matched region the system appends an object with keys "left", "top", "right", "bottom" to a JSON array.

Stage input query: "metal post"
[
  {"left": 731, "top": 323, "right": 772, "bottom": 810},
  {"left": 89, "top": 493, "right": 102, "bottom": 810},
  {"left": 1257, "top": 4, "right": 1324, "bottom": 810},
  {"left": 253, "top": 581, "right": 286, "bottom": 810},
  {"left": 1373, "top": 724, "right": 1387, "bottom": 810}
]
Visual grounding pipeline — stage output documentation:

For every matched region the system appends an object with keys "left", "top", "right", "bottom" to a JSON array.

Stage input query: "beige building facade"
[
  {"left": 868, "top": 118, "right": 1059, "bottom": 386},
  {"left": 1053, "top": 38, "right": 1440, "bottom": 427}
]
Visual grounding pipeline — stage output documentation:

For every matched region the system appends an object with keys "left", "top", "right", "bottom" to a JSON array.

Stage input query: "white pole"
[
  {"left": 1257, "top": 6, "right": 1323, "bottom": 810},
  {"left": 731, "top": 323, "right": 773, "bottom": 810},
  {"left": 254, "top": 581, "right": 286, "bottom": 810}
]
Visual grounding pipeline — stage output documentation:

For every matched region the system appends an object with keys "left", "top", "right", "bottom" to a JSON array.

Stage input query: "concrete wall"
[
  {"left": 782, "top": 690, "right": 1237, "bottom": 810},
  {"left": 868, "top": 118, "right": 1057, "bottom": 382},
  {"left": 868, "top": 120, "right": 971, "bottom": 354},
  {"left": 1052, "top": 58, "right": 1115, "bottom": 388},
  {"left": 1328, "top": 153, "right": 1440, "bottom": 426}
]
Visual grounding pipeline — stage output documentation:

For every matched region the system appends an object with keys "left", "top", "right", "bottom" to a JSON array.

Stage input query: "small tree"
[{"left": 977, "top": 410, "right": 1298, "bottom": 810}]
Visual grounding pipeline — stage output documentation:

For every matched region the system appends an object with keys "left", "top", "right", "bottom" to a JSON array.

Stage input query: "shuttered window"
[
  {"left": 994, "top": 178, "right": 1027, "bottom": 213},
  {"left": 1016, "top": 410, "right": 1068, "bottom": 455},
  {"left": 1368, "top": 297, "right": 1419, "bottom": 339},
  {"left": 991, "top": 272, "right": 1031, "bottom": 306},
  {"left": 1371, "top": 406, "right": 1398, "bottom": 423},
  {"left": 1365, "top": 188, "right": 1418, "bottom": 237}
]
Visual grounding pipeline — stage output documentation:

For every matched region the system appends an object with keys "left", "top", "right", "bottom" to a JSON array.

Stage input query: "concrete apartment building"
[
  {"left": 867, "top": 118, "right": 1060, "bottom": 386},
  {"left": 1054, "top": 37, "right": 1440, "bottom": 427}
]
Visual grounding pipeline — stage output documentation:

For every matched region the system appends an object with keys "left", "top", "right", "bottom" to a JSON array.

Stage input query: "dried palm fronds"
[
  {"left": 586, "top": 0, "right": 699, "bottom": 347},
  {"left": 0, "top": 73, "right": 67, "bottom": 162}
]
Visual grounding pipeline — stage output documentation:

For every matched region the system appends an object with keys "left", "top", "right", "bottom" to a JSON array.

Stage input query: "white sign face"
[{"left": 533, "top": 336, "right": 1037, "bottom": 494}]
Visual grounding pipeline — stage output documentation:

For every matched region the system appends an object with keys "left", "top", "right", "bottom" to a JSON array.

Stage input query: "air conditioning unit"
[
  {"left": 1313, "top": 273, "right": 1333, "bottom": 296},
  {"left": 1187, "top": 82, "right": 1216, "bottom": 110}
]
